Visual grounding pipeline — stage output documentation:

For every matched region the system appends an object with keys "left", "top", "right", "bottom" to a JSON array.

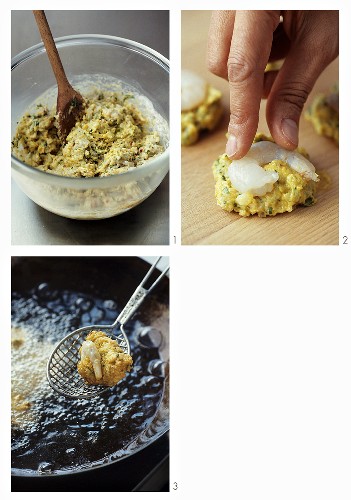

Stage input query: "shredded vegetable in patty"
[{"left": 12, "top": 90, "right": 165, "bottom": 178}]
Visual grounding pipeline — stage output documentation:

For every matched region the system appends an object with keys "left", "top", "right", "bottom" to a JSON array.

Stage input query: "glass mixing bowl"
[{"left": 11, "top": 35, "right": 169, "bottom": 220}]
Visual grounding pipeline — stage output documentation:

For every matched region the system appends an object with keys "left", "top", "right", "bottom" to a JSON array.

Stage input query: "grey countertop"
[
  {"left": 11, "top": 10, "right": 169, "bottom": 58},
  {"left": 11, "top": 176, "right": 169, "bottom": 245},
  {"left": 11, "top": 10, "right": 169, "bottom": 246}
]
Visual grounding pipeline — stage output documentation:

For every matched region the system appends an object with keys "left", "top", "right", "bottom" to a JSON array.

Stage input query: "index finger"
[{"left": 226, "top": 10, "right": 280, "bottom": 159}]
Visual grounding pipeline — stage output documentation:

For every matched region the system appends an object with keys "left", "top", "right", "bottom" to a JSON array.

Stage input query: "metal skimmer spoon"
[{"left": 47, "top": 257, "right": 169, "bottom": 399}]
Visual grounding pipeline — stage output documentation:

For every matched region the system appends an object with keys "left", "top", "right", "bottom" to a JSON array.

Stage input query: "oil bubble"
[
  {"left": 81, "top": 312, "right": 92, "bottom": 324},
  {"left": 37, "top": 283, "right": 50, "bottom": 296},
  {"left": 90, "top": 306, "right": 105, "bottom": 322},
  {"left": 103, "top": 300, "right": 118, "bottom": 310},
  {"left": 131, "top": 412, "right": 144, "bottom": 420},
  {"left": 136, "top": 326, "right": 163, "bottom": 349},
  {"left": 148, "top": 359, "right": 167, "bottom": 377},
  {"left": 65, "top": 447, "right": 76, "bottom": 455},
  {"left": 75, "top": 297, "right": 93, "bottom": 312},
  {"left": 37, "top": 461, "right": 54, "bottom": 474}
]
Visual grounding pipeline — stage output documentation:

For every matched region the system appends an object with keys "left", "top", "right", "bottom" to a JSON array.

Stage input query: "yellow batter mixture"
[
  {"left": 77, "top": 330, "right": 133, "bottom": 387},
  {"left": 181, "top": 85, "right": 222, "bottom": 146},
  {"left": 12, "top": 90, "right": 165, "bottom": 178},
  {"left": 212, "top": 134, "right": 318, "bottom": 217},
  {"left": 305, "top": 86, "right": 339, "bottom": 144}
]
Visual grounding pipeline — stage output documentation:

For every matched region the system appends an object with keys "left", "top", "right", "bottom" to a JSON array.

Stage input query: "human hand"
[{"left": 207, "top": 10, "right": 339, "bottom": 159}]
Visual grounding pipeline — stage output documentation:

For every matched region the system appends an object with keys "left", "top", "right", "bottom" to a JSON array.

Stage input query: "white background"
[{"left": 4, "top": 0, "right": 351, "bottom": 499}]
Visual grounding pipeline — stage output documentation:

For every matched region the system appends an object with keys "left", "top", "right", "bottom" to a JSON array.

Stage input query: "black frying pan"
[{"left": 11, "top": 256, "right": 169, "bottom": 490}]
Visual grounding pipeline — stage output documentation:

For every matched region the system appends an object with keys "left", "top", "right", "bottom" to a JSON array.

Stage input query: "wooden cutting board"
[{"left": 181, "top": 11, "right": 339, "bottom": 245}]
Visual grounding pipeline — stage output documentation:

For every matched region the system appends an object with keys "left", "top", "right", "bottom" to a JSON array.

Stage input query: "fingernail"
[
  {"left": 281, "top": 118, "right": 298, "bottom": 146},
  {"left": 226, "top": 134, "right": 237, "bottom": 157}
]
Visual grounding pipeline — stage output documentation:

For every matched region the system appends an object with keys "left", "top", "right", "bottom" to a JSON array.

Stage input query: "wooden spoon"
[{"left": 33, "top": 10, "right": 84, "bottom": 142}]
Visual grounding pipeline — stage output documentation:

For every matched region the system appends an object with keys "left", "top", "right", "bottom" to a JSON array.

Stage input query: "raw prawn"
[
  {"left": 80, "top": 340, "right": 102, "bottom": 380},
  {"left": 228, "top": 141, "right": 318, "bottom": 196},
  {"left": 181, "top": 69, "right": 207, "bottom": 112}
]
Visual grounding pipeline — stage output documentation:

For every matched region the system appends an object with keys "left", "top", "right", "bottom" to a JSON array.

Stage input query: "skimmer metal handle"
[{"left": 113, "top": 257, "right": 169, "bottom": 327}]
